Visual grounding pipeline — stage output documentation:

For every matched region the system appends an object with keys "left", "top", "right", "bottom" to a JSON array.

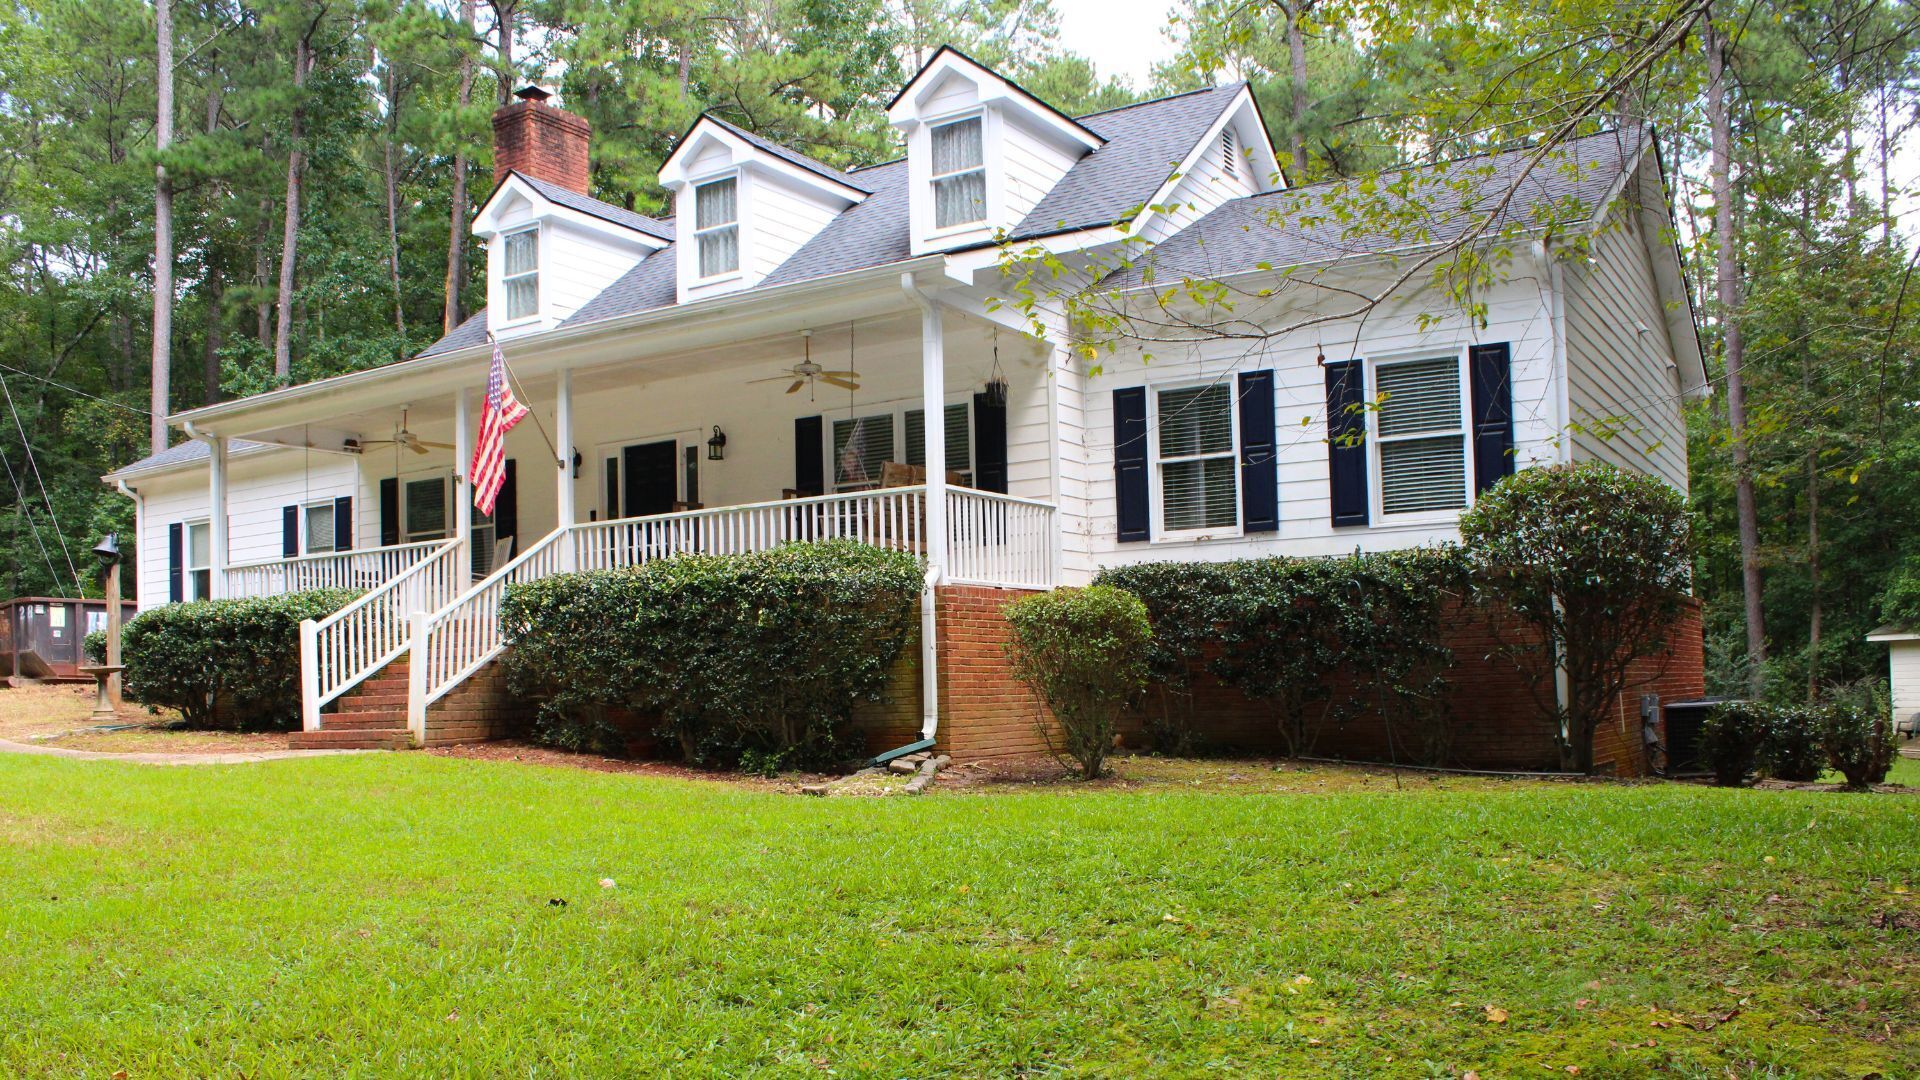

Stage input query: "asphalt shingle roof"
[
  {"left": 1106, "top": 129, "right": 1638, "bottom": 287},
  {"left": 417, "top": 308, "right": 491, "bottom": 358},
  {"left": 701, "top": 115, "right": 871, "bottom": 193},
  {"left": 108, "top": 437, "right": 275, "bottom": 480},
  {"left": 515, "top": 172, "right": 676, "bottom": 243}
]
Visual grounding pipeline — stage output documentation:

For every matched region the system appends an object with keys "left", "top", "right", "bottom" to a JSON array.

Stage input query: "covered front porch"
[{"left": 173, "top": 277, "right": 1063, "bottom": 738}]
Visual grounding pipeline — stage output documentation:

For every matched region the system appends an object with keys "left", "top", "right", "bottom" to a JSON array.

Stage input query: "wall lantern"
[{"left": 707, "top": 425, "right": 728, "bottom": 461}]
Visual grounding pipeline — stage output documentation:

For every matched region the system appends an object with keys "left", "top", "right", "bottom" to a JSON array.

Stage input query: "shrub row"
[
  {"left": 1093, "top": 548, "right": 1468, "bottom": 763},
  {"left": 120, "top": 589, "right": 358, "bottom": 730},
  {"left": 1702, "top": 697, "right": 1897, "bottom": 789},
  {"left": 500, "top": 540, "right": 922, "bottom": 771}
]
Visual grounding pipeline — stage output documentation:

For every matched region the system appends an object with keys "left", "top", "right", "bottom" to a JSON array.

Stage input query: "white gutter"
[
  {"left": 115, "top": 479, "right": 143, "bottom": 609},
  {"left": 170, "top": 253, "right": 947, "bottom": 433}
]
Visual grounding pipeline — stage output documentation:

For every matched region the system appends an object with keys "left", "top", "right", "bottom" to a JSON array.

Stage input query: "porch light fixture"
[{"left": 707, "top": 425, "right": 727, "bottom": 461}]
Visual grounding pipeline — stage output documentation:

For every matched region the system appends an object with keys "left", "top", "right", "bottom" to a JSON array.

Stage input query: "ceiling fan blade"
[
  {"left": 357, "top": 439, "right": 399, "bottom": 447},
  {"left": 785, "top": 379, "right": 805, "bottom": 394},
  {"left": 820, "top": 376, "right": 860, "bottom": 391},
  {"left": 415, "top": 440, "right": 455, "bottom": 450},
  {"left": 747, "top": 373, "right": 798, "bottom": 384},
  {"left": 820, "top": 370, "right": 860, "bottom": 379},
  {"left": 408, "top": 440, "right": 431, "bottom": 455}
]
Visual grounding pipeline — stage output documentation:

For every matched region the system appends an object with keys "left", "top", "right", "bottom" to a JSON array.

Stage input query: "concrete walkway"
[{"left": 0, "top": 737, "right": 369, "bottom": 766}]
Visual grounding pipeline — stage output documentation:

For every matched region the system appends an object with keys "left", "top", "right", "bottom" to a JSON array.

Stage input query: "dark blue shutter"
[
  {"left": 603, "top": 456, "right": 619, "bottom": 519},
  {"left": 281, "top": 505, "right": 299, "bottom": 557},
  {"left": 167, "top": 522, "right": 184, "bottom": 603},
  {"left": 1469, "top": 342, "right": 1515, "bottom": 494},
  {"left": 1238, "top": 369, "right": 1278, "bottom": 533},
  {"left": 973, "top": 392, "right": 1007, "bottom": 493},
  {"left": 333, "top": 496, "right": 353, "bottom": 551},
  {"left": 1324, "top": 360, "right": 1368, "bottom": 527},
  {"left": 378, "top": 478, "right": 399, "bottom": 546},
  {"left": 494, "top": 460, "right": 517, "bottom": 545},
  {"left": 794, "top": 416, "right": 824, "bottom": 496},
  {"left": 1113, "top": 387, "right": 1149, "bottom": 542}
]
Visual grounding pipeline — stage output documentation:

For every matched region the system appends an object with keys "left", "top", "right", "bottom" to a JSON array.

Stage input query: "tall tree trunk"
[
  {"left": 1283, "top": 0, "right": 1310, "bottom": 180},
  {"left": 382, "top": 62, "right": 406, "bottom": 342},
  {"left": 149, "top": 0, "right": 174, "bottom": 453},
  {"left": 488, "top": 0, "right": 515, "bottom": 104},
  {"left": 273, "top": 27, "right": 316, "bottom": 379},
  {"left": 444, "top": 0, "right": 475, "bottom": 333},
  {"left": 1706, "top": 5, "right": 1768, "bottom": 694}
]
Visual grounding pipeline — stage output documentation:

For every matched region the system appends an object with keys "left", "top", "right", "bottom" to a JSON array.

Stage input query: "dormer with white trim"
[
  {"left": 472, "top": 88, "right": 670, "bottom": 340},
  {"left": 1134, "top": 85, "right": 1282, "bottom": 245},
  {"left": 887, "top": 46, "right": 1105, "bottom": 255},
  {"left": 659, "top": 115, "right": 871, "bottom": 304}
]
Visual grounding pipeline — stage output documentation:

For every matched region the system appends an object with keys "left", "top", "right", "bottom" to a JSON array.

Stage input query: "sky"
[{"left": 1054, "top": 0, "right": 1185, "bottom": 89}]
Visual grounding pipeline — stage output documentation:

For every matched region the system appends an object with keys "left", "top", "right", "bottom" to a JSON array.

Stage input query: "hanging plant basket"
[{"left": 982, "top": 375, "right": 1009, "bottom": 408}]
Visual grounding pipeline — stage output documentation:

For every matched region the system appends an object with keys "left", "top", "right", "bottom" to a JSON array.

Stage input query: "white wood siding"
[
  {"left": 1077, "top": 268, "right": 1561, "bottom": 571},
  {"left": 541, "top": 221, "right": 652, "bottom": 325},
  {"left": 1563, "top": 209, "right": 1690, "bottom": 492},
  {"left": 1000, "top": 113, "right": 1083, "bottom": 226},
  {"left": 1890, "top": 640, "right": 1920, "bottom": 720},
  {"left": 749, "top": 174, "right": 843, "bottom": 284},
  {"left": 1139, "top": 126, "right": 1258, "bottom": 245}
]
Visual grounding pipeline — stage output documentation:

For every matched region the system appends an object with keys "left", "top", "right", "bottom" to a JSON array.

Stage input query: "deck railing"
[
  {"left": 226, "top": 539, "right": 446, "bottom": 599},
  {"left": 405, "top": 485, "right": 1057, "bottom": 733},
  {"left": 297, "top": 538, "right": 462, "bottom": 730}
]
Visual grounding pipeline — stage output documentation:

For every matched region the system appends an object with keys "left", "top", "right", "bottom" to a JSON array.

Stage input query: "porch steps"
[{"left": 289, "top": 657, "right": 413, "bottom": 751}]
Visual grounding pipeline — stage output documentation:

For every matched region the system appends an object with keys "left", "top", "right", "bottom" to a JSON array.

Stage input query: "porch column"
[
  {"left": 453, "top": 386, "right": 472, "bottom": 558},
  {"left": 207, "top": 434, "right": 228, "bottom": 598},
  {"left": 918, "top": 303, "right": 949, "bottom": 580},
  {"left": 554, "top": 367, "right": 575, "bottom": 570}
]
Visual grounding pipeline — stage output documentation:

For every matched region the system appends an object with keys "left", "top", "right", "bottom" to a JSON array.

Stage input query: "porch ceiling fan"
[
  {"left": 747, "top": 329, "right": 859, "bottom": 395},
  {"left": 348, "top": 409, "right": 454, "bottom": 456}
]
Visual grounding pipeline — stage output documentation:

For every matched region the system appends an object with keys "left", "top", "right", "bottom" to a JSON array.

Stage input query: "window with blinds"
[
  {"left": 832, "top": 414, "right": 894, "bottom": 490},
  {"left": 1155, "top": 383, "right": 1238, "bottom": 533},
  {"left": 186, "top": 520, "right": 212, "bottom": 601},
  {"left": 304, "top": 502, "right": 338, "bottom": 554},
  {"left": 502, "top": 228, "right": 539, "bottom": 320},
  {"left": 905, "top": 402, "right": 972, "bottom": 484},
  {"left": 931, "top": 117, "right": 986, "bottom": 229},
  {"left": 1375, "top": 356, "right": 1468, "bottom": 515},
  {"left": 404, "top": 476, "right": 448, "bottom": 540},
  {"left": 694, "top": 177, "right": 739, "bottom": 278}
]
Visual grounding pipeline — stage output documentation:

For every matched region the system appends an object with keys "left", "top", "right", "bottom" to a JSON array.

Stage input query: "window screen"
[
  {"left": 1375, "top": 357, "right": 1467, "bottom": 514},
  {"left": 404, "top": 476, "right": 447, "bottom": 540},
  {"left": 695, "top": 178, "right": 739, "bottom": 277},
  {"left": 304, "top": 503, "right": 337, "bottom": 554},
  {"left": 503, "top": 229, "right": 538, "bottom": 320},
  {"left": 905, "top": 402, "right": 971, "bottom": 483},
  {"left": 832, "top": 414, "right": 894, "bottom": 490},
  {"left": 1156, "top": 384, "right": 1237, "bottom": 532},
  {"left": 931, "top": 118, "right": 986, "bottom": 229}
]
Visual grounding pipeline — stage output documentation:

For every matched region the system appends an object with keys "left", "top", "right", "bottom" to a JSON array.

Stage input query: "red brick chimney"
[{"left": 492, "top": 86, "right": 591, "bottom": 194}]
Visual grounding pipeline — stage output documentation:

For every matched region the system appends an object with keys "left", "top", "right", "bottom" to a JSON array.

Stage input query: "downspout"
[
  {"left": 116, "top": 479, "right": 143, "bottom": 610},
  {"left": 900, "top": 273, "right": 945, "bottom": 744}
]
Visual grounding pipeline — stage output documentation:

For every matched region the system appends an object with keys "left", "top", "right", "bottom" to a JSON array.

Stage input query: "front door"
[{"left": 621, "top": 440, "right": 678, "bottom": 518}]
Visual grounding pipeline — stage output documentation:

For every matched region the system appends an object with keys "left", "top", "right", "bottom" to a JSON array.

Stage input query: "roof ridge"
[
  {"left": 1072, "top": 82, "right": 1238, "bottom": 121},
  {"left": 1239, "top": 127, "right": 1628, "bottom": 201}
]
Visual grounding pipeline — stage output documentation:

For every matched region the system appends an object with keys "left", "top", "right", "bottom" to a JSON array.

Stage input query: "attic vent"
[{"left": 1221, "top": 128, "right": 1238, "bottom": 178}]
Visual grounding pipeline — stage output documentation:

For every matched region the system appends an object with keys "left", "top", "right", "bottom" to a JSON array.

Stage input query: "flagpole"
[{"left": 485, "top": 332, "right": 562, "bottom": 467}]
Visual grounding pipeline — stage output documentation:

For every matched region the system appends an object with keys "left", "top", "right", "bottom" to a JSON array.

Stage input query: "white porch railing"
[
  {"left": 404, "top": 485, "right": 1057, "bottom": 735},
  {"left": 298, "top": 538, "right": 463, "bottom": 730},
  {"left": 226, "top": 539, "right": 447, "bottom": 599},
  {"left": 946, "top": 488, "right": 1058, "bottom": 590}
]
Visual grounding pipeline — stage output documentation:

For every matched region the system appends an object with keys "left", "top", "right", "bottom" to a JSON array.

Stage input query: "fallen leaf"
[
  {"left": 1162, "top": 913, "right": 1180, "bottom": 923},
  {"left": 1485, "top": 1006, "right": 1509, "bottom": 1024},
  {"left": 1464, "top": 1073, "right": 1481, "bottom": 1080},
  {"left": 1575, "top": 998, "right": 1591, "bottom": 1009},
  {"left": 445, "top": 1010, "right": 459, "bottom": 1022},
  {"left": 1306, "top": 1038, "right": 1323, "bottom": 1047},
  {"left": 1293, "top": 974, "right": 1314, "bottom": 985},
  {"left": 1566, "top": 1067, "right": 1581, "bottom": 1075},
  {"left": 599, "top": 878, "right": 616, "bottom": 889},
  {"left": 1763, "top": 855, "right": 1776, "bottom": 864},
  {"left": 111, "top": 1072, "right": 128, "bottom": 1080}
]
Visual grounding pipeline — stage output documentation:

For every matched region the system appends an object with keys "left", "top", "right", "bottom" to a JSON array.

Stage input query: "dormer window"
[
  {"left": 931, "top": 117, "right": 986, "bottom": 229},
  {"left": 695, "top": 177, "right": 740, "bottom": 278},
  {"left": 502, "top": 227, "right": 539, "bottom": 320}
]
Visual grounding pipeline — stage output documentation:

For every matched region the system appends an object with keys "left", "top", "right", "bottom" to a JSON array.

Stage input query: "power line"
[
  {"left": 0, "top": 436, "right": 61, "bottom": 590},
  {"left": 0, "top": 361, "right": 151, "bottom": 417},
  {"left": 0, "top": 370, "right": 81, "bottom": 592}
]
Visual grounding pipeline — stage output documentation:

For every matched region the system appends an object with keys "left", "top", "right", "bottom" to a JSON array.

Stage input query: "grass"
[
  {"left": 0, "top": 683, "right": 279, "bottom": 753},
  {"left": 0, "top": 752, "right": 1915, "bottom": 1078}
]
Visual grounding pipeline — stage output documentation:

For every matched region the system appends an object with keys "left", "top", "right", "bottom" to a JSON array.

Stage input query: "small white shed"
[{"left": 1866, "top": 624, "right": 1920, "bottom": 737}]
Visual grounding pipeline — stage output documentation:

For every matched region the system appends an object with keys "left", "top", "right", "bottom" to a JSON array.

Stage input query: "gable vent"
[{"left": 1221, "top": 128, "right": 1238, "bottom": 178}]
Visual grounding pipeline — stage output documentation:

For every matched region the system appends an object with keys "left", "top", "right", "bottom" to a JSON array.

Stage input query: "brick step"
[
  {"left": 289, "top": 728, "right": 410, "bottom": 750},
  {"left": 335, "top": 693, "right": 408, "bottom": 710},
  {"left": 321, "top": 712, "right": 406, "bottom": 730}
]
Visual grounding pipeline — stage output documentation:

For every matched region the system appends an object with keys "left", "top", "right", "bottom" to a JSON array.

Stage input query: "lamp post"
[{"left": 90, "top": 534, "right": 123, "bottom": 711}]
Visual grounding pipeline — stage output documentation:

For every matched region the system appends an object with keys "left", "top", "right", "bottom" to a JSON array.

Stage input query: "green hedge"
[
  {"left": 1096, "top": 548, "right": 1465, "bottom": 762},
  {"left": 120, "top": 590, "right": 359, "bottom": 731},
  {"left": 500, "top": 540, "right": 923, "bottom": 770},
  {"left": 1004, "top": 585, "right": 1151, "bottom": 779}
]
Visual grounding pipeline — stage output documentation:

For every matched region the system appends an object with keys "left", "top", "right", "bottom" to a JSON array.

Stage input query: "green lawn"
[{"left": 0, "top": 753, "right": 1914, "bottom": 1078}]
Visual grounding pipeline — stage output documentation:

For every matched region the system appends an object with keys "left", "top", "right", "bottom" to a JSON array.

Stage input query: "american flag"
[{"left": 471, "top": 339, "right": 528, "bottom": 516}]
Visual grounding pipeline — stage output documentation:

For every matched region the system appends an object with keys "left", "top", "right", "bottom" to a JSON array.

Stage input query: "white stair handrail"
[{"left": 298, "top": 538, "right": 462, "bottom": 731}]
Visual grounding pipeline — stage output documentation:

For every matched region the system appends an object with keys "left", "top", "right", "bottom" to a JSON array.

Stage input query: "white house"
[
  {"left": 103, "top": 47, "right": 1707, "bottom": 754},
  {"left": 1866, "top": 625, "right": 1920, "bottom": 735}
]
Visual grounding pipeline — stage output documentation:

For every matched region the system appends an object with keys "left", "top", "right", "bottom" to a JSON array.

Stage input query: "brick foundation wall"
[
  {"left": 933, "top": 585, "right": 1058, "bottom": 760},
  {"left": 422, "top": 657, "right": 534, "bottom": 747},
  {"left": 1133, "top": 598, "right": 1706, "bottom": 776},
  {"left": 850, "top": 624, "right": 923, "bottom": 756}
]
